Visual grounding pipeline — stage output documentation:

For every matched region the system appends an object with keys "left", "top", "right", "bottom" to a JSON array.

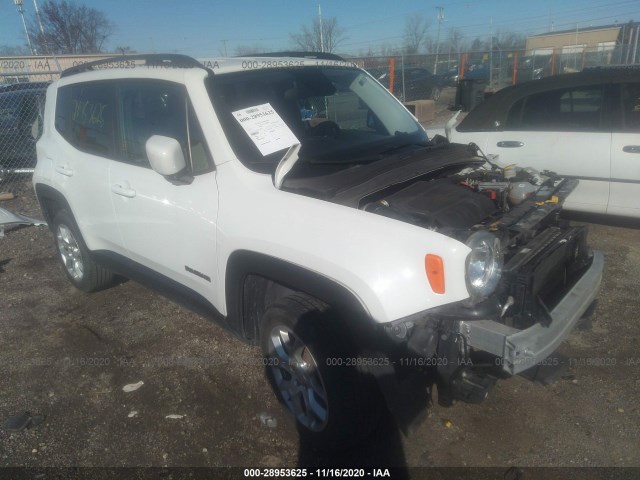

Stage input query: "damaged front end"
[{"left": 364, "top": 147, "right": 603, "bottom": 419}]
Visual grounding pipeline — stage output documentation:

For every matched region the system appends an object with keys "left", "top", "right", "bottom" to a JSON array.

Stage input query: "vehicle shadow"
[
  {"left": 561, "top": 211, "right": 640, "bottom": 229},
  {"left": 296, "top": 408, "right": 410, "bottom": 479}
]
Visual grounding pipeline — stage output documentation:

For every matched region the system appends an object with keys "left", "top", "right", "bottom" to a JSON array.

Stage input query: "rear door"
[
  {"left": 51, "top": 82, "right": 123, "bottom": 252},
  {"left": 609, "top": 82, "right": 640, "bottom": 217}
]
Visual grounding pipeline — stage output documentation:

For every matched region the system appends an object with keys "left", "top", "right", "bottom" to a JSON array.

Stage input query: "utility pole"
[
  {"left": 221, "top": 39, "right": 228, "bottom": 57},
  {"left": 434, "top": 6, "right": 444, "bottom": 74},
  {"left": 318, "top": 4, "right": 324, "bottom": 53},
  {"left": 33, "top": 0, "right": 46, "bottom": 44},
  {"left": 489, "top": 17, "right": 493, "bottom": 87},
  {"left": 14, "top": 0, "right": 35, "bottom": 55}
]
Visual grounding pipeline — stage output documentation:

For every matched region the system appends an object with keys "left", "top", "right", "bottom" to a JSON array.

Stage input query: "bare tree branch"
[
  {"left": 28, "top": 1, "right": 114, "bottom": 55},
  {"left": 290, "top": 17, "right": 345, "bottom": 53},
  {"left": 404, "top": 15, "right": 430, "bottom": 54}
]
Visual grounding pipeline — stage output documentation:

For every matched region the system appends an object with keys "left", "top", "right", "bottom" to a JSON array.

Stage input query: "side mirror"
[{"left": 145, "top": 135, "right": 186, "bottom": 176}]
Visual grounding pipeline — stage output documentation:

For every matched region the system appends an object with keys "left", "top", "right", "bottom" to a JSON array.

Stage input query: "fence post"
[
  {"left": 460, "top": 53, "right": 467, "bottom": 80},
  {"left": 388, "top": 57, "right": 395, "bottom": 94}
]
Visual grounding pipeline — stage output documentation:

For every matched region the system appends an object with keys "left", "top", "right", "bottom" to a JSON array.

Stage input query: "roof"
[
  {"left": 59, "top": 53, "right": 358, "bottom": 80},
  {"left": 457, "top": 66, "right": 640, "bottom": 131},
  {"left": 528, "top": 23, "right": 622, "bottom": 38}
]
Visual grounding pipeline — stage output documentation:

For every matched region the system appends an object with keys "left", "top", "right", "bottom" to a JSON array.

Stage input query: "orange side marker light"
[{"left": 425, "top": 254, "right": 445, "bottom": 294}]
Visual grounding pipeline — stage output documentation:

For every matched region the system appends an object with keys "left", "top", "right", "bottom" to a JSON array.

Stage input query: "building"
[{"left": 526, "top": 24, "right": 623, "bottom": 56}]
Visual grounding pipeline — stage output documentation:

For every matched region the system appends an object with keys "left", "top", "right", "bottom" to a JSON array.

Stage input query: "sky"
[{"left": 1, "top": 0, "right": 639, "bottom": 57}]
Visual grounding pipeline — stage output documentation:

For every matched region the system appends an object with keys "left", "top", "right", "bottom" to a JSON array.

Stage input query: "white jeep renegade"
[{"left": 33, "top": 53, "right": 603, "bottom": 447}]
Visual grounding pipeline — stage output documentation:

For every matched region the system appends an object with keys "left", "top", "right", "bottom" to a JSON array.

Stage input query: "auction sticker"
[{"left": 232, "top": 103, "right": 299, "bottom": 156}]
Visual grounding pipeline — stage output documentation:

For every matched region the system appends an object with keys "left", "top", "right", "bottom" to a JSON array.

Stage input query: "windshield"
[{"left": 207, "top": 67, "right": 427, "bottom": 173}]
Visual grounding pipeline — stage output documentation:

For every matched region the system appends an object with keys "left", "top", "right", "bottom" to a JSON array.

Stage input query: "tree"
[
  {"left": 444, "top": 28, "right": 465, "bottom": 55},
  {"left": 404, "top": 15, "right": 430, "bottom": 54},
  {"left": 28, "top": 1, "right": 114, "bottom": 54},
  {"left": 290, "top": 16, "right": 345, "bottom": 53},
  {"left": 114, "top": 46, "right": 136, "bottom": 55},
  {"left": 493, "top": 31, "right": 525, "bottom": 50}
]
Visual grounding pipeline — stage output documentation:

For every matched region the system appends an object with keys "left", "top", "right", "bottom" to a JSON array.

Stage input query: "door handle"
[
  {"left": 111, "top": 183, "right": 136, "bottom": 198},
  {"left": 54, "top": 164, "right": 74, "bottom": 177},
  {"left": 497, "top": 141, "right": 524, "bottom": 148},
  {"left": 622, "top": 145, "right": 640, "bottom": 154}
]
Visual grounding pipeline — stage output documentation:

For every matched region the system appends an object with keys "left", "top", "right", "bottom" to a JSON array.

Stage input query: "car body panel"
[
  {"left": 449, "top": 68, "right": 640, "bottom": 217},
  {"left": 108, "top": 162, "right": 220, "bottom": 304},
  {"left": 609, "top": 131, "right": 640, "bottom": 216},
  {"left": 455, "top": 129, "right": 611, "bottom": 214}
]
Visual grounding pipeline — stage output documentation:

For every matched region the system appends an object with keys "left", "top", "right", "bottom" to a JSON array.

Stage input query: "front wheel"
[
  {"left": 260, "top": 294, "right": 381, "bottom": 449},
  {"left": 52, "top": 210, "right": 114, "bottom": 292}
]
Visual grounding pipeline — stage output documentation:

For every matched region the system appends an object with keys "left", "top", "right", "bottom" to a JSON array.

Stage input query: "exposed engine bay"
[{"left": 360, "top": 153, "right": 592, "bottom": 331}]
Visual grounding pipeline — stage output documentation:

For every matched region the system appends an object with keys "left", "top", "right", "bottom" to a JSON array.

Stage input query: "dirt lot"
[{"left": 1, "top": 174, "right": 640, "bottom": 477}]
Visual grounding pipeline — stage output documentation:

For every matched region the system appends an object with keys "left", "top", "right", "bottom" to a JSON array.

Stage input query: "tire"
[
  {"left": 260, "top": 294, "right": 382, "bottom": 449},
  {"left": 52, "top": 209, "right": 114, "bottom": 292},
  {"left": 430, "top": 86, "right": 441, "bottom": 101}
]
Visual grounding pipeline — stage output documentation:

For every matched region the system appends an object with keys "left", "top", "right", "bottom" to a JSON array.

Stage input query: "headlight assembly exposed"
[{"left": 465, "top": 231, "right": 502, "bottom": 301}]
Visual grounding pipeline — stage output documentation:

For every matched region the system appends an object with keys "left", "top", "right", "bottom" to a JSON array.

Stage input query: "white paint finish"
[
  {"left": 213, "top": 160, "right": 471, "bottom": 322},
  {"left": 450, "top": 128, "right": 612, "bottom": 214},
  {"left": 609, "top": 132, "right": 640, "bottom": 216},
  {"left": 108, "top": 162, "right": 220, "bottom": 305}
]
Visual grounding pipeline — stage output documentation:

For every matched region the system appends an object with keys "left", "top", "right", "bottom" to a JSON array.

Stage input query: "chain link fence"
[{"left": 1, "top": 46, "right": 639, "bottom": 194}]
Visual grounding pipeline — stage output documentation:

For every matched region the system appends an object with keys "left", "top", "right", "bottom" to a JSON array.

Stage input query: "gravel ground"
[{"left": 1, "top": 160, "right": 639, "bottom": 477}]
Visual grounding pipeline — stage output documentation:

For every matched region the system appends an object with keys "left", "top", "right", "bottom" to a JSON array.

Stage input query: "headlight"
[{"left": 465, "top": 231, "right": 503, "bottom": 301}]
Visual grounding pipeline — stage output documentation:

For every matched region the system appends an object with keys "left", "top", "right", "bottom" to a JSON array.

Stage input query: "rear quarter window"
[{"left": 55, "top": 82, "right": 117, "bottom": 158}]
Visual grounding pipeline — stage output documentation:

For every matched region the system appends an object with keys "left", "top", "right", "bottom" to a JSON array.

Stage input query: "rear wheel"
[
  {"left": 52, "top": 210, "right": 114, "bottom": 292},
  {"left": 260, "top": 294, "right": 381, "bottom": 449}
]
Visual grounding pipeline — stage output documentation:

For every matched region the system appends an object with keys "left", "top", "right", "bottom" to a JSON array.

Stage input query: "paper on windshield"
[{"left": 232, "top": 103, "right": 299, "bottom": 156}]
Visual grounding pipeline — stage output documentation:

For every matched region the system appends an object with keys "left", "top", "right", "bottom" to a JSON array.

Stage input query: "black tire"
[
  {"left": 51, "top": 209, "right": 114, "bottom": 292},
  {"left": 260, "top": 294, "right": 382, "bottom": 449},
  {"left": 430, "top": 86, "right": 441, "bottom": 101}
]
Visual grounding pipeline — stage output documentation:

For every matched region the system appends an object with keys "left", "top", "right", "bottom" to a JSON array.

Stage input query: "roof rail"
[
  {"left": 245, "top": 51, "right": 346, "bottom": 61},
  {"left": 60, "top": 54, "right": 207, "bottom": 78}
]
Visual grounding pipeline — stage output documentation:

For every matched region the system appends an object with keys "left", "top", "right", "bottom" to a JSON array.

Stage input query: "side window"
[
  {"left": 55, "top": 82, "right": 117, "bottom": 157},
  {"left": 621, "top": 83, "right": 640, "bottom": 132},
  {"left": 511, "top": 86, "right": 603, "bottom": 131},
  {"left": 117, "top": 80, "right": 212, "bottom": 173}
]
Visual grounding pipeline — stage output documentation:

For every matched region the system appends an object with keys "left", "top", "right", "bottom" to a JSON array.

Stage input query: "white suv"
[{"left": 34, "top": 54, "right": 603, "bottom": 447}]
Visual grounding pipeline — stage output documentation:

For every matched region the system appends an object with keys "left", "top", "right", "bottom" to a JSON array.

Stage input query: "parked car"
[
  {"left": 515, "top": 56, "right": 553, "bottom": 82},
  {"left": 34, "top": 54, "right": 602, "bottom": 448},
  {"left": 0, "top": 81, "right": 48, "bottom": 169},
  {"left": 463, "top": 62, "right": 490, "bottom": 81},
  {"left": 447, "top": 66, "right": 640, "bottom": 218},
  {"left": 370, "top": 66, "right": 445, "bottom": 101},
  {"left": 442, "top": 65, "right": 460, "bottom": 86}
]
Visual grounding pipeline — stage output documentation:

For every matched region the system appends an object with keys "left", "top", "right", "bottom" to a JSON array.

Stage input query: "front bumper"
[{"left": 458, "top": 250, "right": 604, "bottom": 375}]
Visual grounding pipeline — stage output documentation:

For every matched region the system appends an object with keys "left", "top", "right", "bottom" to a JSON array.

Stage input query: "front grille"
[{"left": 500, "top": 226, "right": 590, "bottom": 329}]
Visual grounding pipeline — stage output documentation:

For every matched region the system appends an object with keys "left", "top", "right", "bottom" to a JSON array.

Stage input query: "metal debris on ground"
[
  {"left": 0, "top": 207, "right": 46, "bottom": 238},
  {"left": 165, "top": 414, "right": 186, "bottom": 419},
  {"left": 259, "top": 413, "right": 278, "bottom": 428},
  {"left": 122, "top": 381, "right": 144, "bottom": 393}
]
